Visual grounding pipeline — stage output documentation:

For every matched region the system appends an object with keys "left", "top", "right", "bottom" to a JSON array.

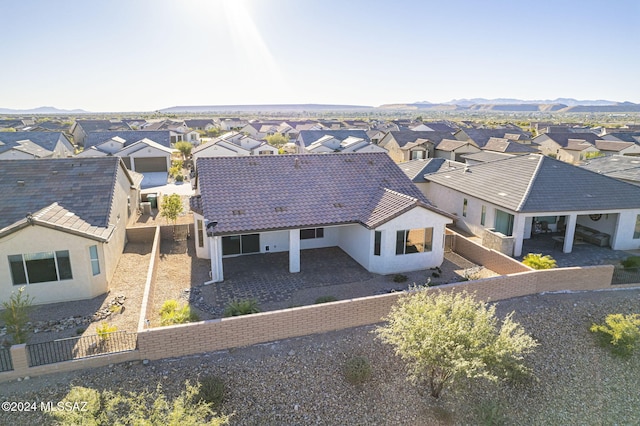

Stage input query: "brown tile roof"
[{"left": 194, "top": 153, "right": 449, "bottom": 235}]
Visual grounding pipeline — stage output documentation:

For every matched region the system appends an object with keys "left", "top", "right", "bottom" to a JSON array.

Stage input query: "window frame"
[
  {"left": 8, "top": 250, "right": 73, "bottom": 285},
  {"left": 374, "top": 231, "right": 381, "bottom": 256},
  {"left": 89, "top": 245, "right": 100, "bottom": 276},
  {"left": 395, "top": 228, "right": 433, "bottom": 255},
  {"left": 480, "top": 205, "right": 486, "bottom": 226},
  {"left": 462, "top": 198, "right": 468, "bottom": 217},
  {"left": 300, "top": 228, "right": 324, "bottom": 240},
  {"left": 634, "top": 214, "right": 640, "bottom": 239}
]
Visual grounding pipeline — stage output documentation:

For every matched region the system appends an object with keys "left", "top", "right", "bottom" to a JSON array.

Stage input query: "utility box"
[
  {"left": 141, "top": 202, "right": 152, "bottom": 215},
  {"left": 147, "top": 194, "right": 158, "bottom": 209}
]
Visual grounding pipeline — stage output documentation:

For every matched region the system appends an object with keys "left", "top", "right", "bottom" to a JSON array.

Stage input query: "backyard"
[{"left": 1, "top": 289, "right": 639, "bottom": 425}]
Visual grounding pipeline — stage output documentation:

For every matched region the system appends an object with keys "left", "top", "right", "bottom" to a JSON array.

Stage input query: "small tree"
[
  {"left": 376, "top": 289, "right": 537, "bottom": 399},
  {"left": 160, "top": 194, "right": 184, "bottom": 227},
  {"left": 522, "top": 253, "right": 557, "bottom": 270},
  {"left": 175, "top": 141, "right": 193, "bottom": 160},
  {"left": 0, "top": 286, "right": 35, "bottom": 344},
  {"left": 265, "top": 132, "right": 288, "bottom": 147}
]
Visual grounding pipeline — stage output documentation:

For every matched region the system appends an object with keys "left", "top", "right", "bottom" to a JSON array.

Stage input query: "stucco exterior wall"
[
  {"left": 0, "top": 226, "right": 108, "bottom": 305},
  {"left": 612, "top": 210, "right": 640, "bottom": 250}
]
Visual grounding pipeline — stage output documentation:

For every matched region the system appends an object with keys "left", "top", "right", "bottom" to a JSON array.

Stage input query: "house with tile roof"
[
  {"left": 454, "top": 128, "right": 532, "bottom": 148},
  {"left": 190, "top": 153, "right": 454, "bottom": 281},
  {"left": 78, "top": 131, "right": 177, "bottom": 175},
  {"left": 434, "top": 139, "right": 481, "bottom": 161},
  {"left": 482, "top": 137, "right": 540, "bottom": 155},
  {"left": 594, "top": 140, "right": 640, "bottom": 157},
  {"left": 71, "top": 119, "right": 131, "bottom": 147},
  {"left": 421, "top": 154, "right": 640, "bottom": 257},
  {"left": 378, "top": 131, "right": 455, "bottom": 163},
  {"left": 581, "top": 155, "right": 640, "bottom": 186},
  {"left": 296, "top": 130, "right": 370, "bottom": 154},
  {"left": 533, "top": 132, "right": 604, "bottom": 163},
  {"left": 0, "top": 132, "right": 75, "bottom": 159},
  {"left": 192, "top": 131, "right": 279, "bottom": 166},
  {"left": 0, "top": 157, "right": 140, "bottom": 305}
]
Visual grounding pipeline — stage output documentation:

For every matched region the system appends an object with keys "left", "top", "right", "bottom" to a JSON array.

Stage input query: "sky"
[{"left": 1, "top": 0, "right": 639, "bottom": 112}]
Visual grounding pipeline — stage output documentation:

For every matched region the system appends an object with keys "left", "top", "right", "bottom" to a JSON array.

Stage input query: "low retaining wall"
[
  {"left": 126, "top": 226, "right": 157, "bottom": 244},
  {"left": 448, "top": 229, "right": 532, "bottom": 275},
  {"left": 139, "top": 226, "right": 161, "bottom": 331}
]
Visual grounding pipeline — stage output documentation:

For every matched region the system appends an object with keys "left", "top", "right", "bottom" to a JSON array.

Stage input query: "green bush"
[
  {"left": 621, "top": 256, "right": 640, "bottom": 269},
  {"left": 223, "top": 299, "right": 260, "bottom": 317},
  {"left": 175, "top": 174, "right": 184, "bottom": 182},
  {"left": 522, "top": 253, "right": 557, "bottom": 270},
  {"left": 51, "top": 383, "right": 229, "bottom": 425},
  {"left": 198, "top": 375, "right": 227, "bottom": 409},
  {"left": 314, "top": 296, "right": 338, "bottom": 304},
  {"left": 343, "top": 356, "right": 372, "bottom": 385},
  {"left": 96, "top": 322, "right": 117, "bottom": 340},
  {"left": 590, "top": 313, "right": 640, "bottom": 357},
  {"left": 160, "top": 300, "right": 200, "bottom": 325},
  {"left": 393, "top": 274, "right": 408, "bottom": 283}
]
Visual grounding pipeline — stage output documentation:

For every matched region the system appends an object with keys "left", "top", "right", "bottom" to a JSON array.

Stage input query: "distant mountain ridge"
[
  {"left": 159, "top": 104, "right": 373, "bottom": 113},
  {"left": 443, "top": 98, "right": 619, "bottom": 106},
  {"left": 0, "top": 106, "right": 89, "bottom": 114}
]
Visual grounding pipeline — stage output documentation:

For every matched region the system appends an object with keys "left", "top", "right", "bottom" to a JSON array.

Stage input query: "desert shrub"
[
  {"left": 198, "top": 375, "right": 227, "bottom": 409},
  {"left": 343, "top": 356, "right": 372, "bottom": 385},
  {"left": 76, "top": 327, "right": 86, "bottom": 335},
  {"left": 169, "top": 165, "right": 181, "bottom": 177},
  {"left": 160, "top": 299, "right": 200, "bottom": 325},
  {"left": 522, "top": 253, "right": 557, "bottom": 270},
  {"left": 393, "top": 274, "right": 408, "bottom": 283},
  {"left": 590, "top": 313, "right": 640, "bottom": 357},
  {"left": 175, "top": 174, "right": 184, "bottom": 182},
  {"left": 314, "top": 296, "right": 338, "bottom": 304},
  {"left": 223, "top": 299, "right": 260, "bottom": 317},
  {"left": 96, "top": 322, "right": 117, "bottom": 341},
  {"left": 0, "top": 286, "right": 34, "bottom": 344},
  {"left": 51, "top": 382, "right": 229, "bottom": 425},
  {"left": 621, "top": 256, "right": 640, "bottom": 269},
  {"left": 475, "top": 400, "right": 507, "bottom": 426}
]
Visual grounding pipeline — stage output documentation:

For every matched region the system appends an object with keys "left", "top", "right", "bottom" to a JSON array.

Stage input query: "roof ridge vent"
[{"left": 17, "top": 180, "right": 25, "bottom": 186}]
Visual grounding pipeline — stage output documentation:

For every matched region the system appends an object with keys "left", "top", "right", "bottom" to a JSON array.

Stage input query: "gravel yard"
[
  {"left": 2, "top": 288, "right": 640, "bottom": 425},
  {"left": 4, "top": 242, "right": 152, "bottom": 345}
]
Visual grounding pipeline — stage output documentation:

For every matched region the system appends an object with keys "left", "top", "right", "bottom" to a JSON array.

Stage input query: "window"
[
  {"left": 374, "top": 231, "right": 381, "bottom": 256},
  {"left": 410, "top": 150, "right": 426, "bottom": 160},
  {"left": 634, "top": 214, "right": 640, "bottom": 239},
  {"left": 222, "top": 234, "right": 260, "bottom": 255},
  {"left": 300, "top": 228, "right": 324, "bottom": 240},
  {"left": 197, "top": 220, "right": 204, "bottom": 248},
  {"left": 494, "top": 209, "right": 515, "bottom": 236},
  {"left": 8, "top": 251, "right": 73, "bottom": 285},
  {"left": 259, "top": 150, "right": 273, "bottom": 155},
  {"left": 480, "top": 205, "right": 486, "bottom": 226},
  {"left": 89, "top": 245, "right": 100, "bottom": 276},
  {"left": 462, "top": 198, "right": 468, "bottom": 217},
  {"left": 396, "top": 228, "right": 433, "bottom": 255}
]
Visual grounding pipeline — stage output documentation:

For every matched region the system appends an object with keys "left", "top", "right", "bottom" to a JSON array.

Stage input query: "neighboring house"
[
  {"left": 216, "top": 117, "right": 249, "bottom": 131},
  {"left": 601, "top": 132, "right": 640, "bottom": 144},
  {"left": 190, "top": 153, "right": 454, "bottom": 282},
  {"left": 192, "top": 132, "right": 278, "bottom": 165},
  {"left": 410, "top": 122, "right": 458, "bottom": 133},
  {"left": 533, "top": 132, "right": 603, "bottom": 161},
  {"left": 305, "top": 135, "right": 386, "bottom": 154},
  {"left": 454, "top": 128, "right": 531, "bottom": 147},
  {"left": 184, "top": 119, "right": 216, "bottom": 131},
  {"left": 379, "top": 131, "right": 455, "bottom": 163},
  {"left": 557, "top": 139, "right": 601, "bottom": 163},
  {"left": 80, "top": 131, "right": 176, "bottom": 174},
  {"left": 581, "top": 155, "right": 640, "bottom": 186},
  {"left": 482, "top": 137, "right": 539, "bottom": 155},
  {"left": 421, "top": 154, "right": 640, "bottom": 257},
  {"left": 142, "top": 120, "right": 199, "bottom": 144},
  {"left": 434, "top": 139, "right": 481, "bottom": 162},
  {"left": 0, "top": 132, "right": 75, "bottom": 159},
  {"left": 71, "top": 119, "right": 131, "bottom": 147},
  {"left": 296, "top": 130, "right": 370, "bottom": 154},
  {"left": 0, "top": 157, "right": 140, "bottom": 305},
  {"left": 594, "top": 140, "right": 640, "bottom": 157},
  {"left": 84, "top": 130, "right": 172, "bottom": 150}
]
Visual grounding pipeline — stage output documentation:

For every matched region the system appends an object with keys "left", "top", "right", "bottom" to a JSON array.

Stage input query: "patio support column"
[
  {"left": 512, "top": 215, "right": 527, "bottom": 257},
  {"left": 289, "top": 229, "right": 300, "bottom": 273},
  {"left": 563, "top": 214, "right": 577, "bottom": 253},
  {"left": 208, "top": 235, "right": 224, "bottom": 283},
  {"left": 130, "top": 157, "right": 136, "bottom": 173}
]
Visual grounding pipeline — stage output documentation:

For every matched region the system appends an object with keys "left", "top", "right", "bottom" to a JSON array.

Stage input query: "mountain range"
[{"left": 2, "top": 99, "right": 640, "bottom": 114}]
